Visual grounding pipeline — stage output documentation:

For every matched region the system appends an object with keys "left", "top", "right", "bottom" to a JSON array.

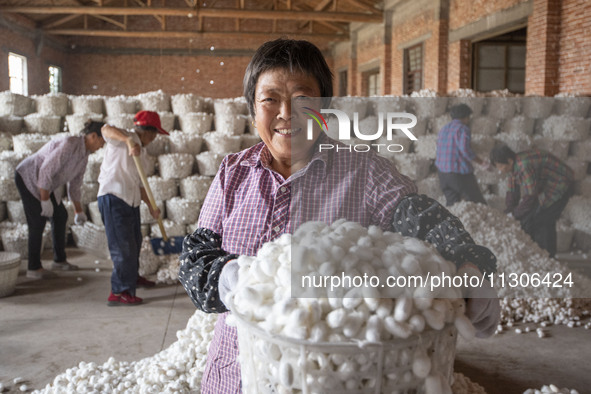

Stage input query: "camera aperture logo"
[{"left": 304, "top": 108, "right": 418, "bottom": 153}]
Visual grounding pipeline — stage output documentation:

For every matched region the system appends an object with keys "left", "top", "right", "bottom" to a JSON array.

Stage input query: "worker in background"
[
  {"left": 490, "top": 144, "right": 574, "bottom": 258},
  {"left": 435, "top": 104, "right": 488, "bottom": 206},
  {"left": 98, "top": 111, "right": 167, "bottom": 306},
  {"left": 15, "top": 120, "right": 105, "bottom": 279}
]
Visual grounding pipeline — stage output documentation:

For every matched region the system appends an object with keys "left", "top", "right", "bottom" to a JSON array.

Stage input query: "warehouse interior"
[{"left": 1, "top": 0, "right": 590, "bottom": 393}]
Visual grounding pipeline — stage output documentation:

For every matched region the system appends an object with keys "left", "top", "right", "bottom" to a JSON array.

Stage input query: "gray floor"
[{"left": 0, "top": 248, "right": 590, "bottom": 393}]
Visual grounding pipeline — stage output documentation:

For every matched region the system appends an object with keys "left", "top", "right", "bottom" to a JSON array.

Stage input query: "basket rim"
[{"left": 0, "top": 252, "right": 22, "bottom": 268}]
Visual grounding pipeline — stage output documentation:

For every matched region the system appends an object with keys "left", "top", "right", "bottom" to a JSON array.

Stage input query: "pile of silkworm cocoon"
[
  {"left": 225, "top": 219, "right": 475, "bottom": 394},
  {"left": 449, "top": 201, "right": 591, "bottom": 333},
  {"left": 30, "top": 310, "right": 218, "bottom": 394},
  {"left": 523, "top": 385, "right": 580, "bottom": 394}
]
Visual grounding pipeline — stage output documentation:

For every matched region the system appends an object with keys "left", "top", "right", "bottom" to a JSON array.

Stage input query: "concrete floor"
[{"left": 1, "top": 247, "right": 590, "bottom": 393}]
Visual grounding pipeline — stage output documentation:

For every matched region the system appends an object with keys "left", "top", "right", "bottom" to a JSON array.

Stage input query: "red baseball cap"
[{"left": 134, "top": 110, "right": 169, "bottom": 135}]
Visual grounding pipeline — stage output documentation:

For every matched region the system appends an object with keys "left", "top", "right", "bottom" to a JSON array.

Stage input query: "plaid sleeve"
[
  {"left": 391, "top": 194, "right": 497, "bottom": 275},
  {"left": 518, "top": 162, "right": 537, "bottom": 197},
  {"left": 457, "top": 126, "right": 476, "bottom": 161}
]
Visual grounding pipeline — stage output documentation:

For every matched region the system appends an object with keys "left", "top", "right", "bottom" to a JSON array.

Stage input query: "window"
[
  {"left": 473, "top": 28, "right": 526, "bottom": 93},
  {"left": 49, "top": 66, "right": 62, "bottom": 93},
  {"left": 403, "top": 43, "right": 423, "bottom": 94},
  {"left": 338, "top": 70, "right": 348, "bottom": 96},
  {"left": 364, "top": 68, "right": 380, "bottom": 96},
  {"left": 8, "top": 52, "right": 28, "bottom": 95}
]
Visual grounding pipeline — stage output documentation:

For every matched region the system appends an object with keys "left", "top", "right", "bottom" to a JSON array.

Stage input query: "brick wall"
[
  {"left": 557, "top": 0, "right": 591, "bottom": 95},
  {"left": 0, "top": 15, "right": 68, "bottom": 95},
  {"left": 449, "top": 0, "right": 530, "bottom": 30}
]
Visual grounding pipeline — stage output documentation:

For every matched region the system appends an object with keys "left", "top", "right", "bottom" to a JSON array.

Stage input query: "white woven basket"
[
  {"left": 0, "top": 252, "right": 21, "bottom": 297},
  {"left": 235, "top": 313, "right": 457, "bottom": 394},
  {"left": 71, "top": 223, "right": 109, "bottom": 259}
]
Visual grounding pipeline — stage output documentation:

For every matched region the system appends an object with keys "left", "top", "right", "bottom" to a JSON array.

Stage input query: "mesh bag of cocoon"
[
  {"left": 522, "top": 96, "right": 555, "bottom": 119},
  {"left": 0, "top": 151, "right": 26, "bottom": 179},
  {"left": 431, "top": 114, "right": 452, "bottom": 134},
  {"left": 227, "top": 220, "right": 465, "bottom": 394},
  {"left": 171, "top": 93, "right": 205, "bottom": 115},
  {"left": 139, "top": 237, "right": 163, "bottom": 276},
  {"left": 213, "top": 98, "right": 240, "bottom": 116},
  {"left": 0, "top": 223, "right": 48, "bottom": 258},
  {"left": 104, "top": 95, "right": 138, "bottom": 116},
  {"left": 137, "top": 90, "right": 171, "bottom": 112},
  {"left": 66, "top": 113, "right": 103, "bottom": 135},
  {"left": 87, "top": 201, "right": 102, "bottom": 226},
  {"left": 232, "top": 97, "right": 249, "bottom": 115},
  {"left": 565, "top": 158, "right": 588, "bottom": 182},
  {"left": 502, "top": 116, "right": 535, "bottom": 136},
  {"left": 179, "top": 175, "right": 213, "bottom": 201},
  {"left": 369, "top": 95, "right": 409, "bottom": 114},
  {"left": 214, "top": 114, "right": 247, "bottom": 135},
  {"left": 241, "top": 134, "right": 261, "bottom": 150},
  {"left": 533, "top": 136, "right": 570, "bottom": 161},
  {"left": 165, "top": 197, "right": 202, "bottom": 225},
  {"left": 70, "top": 95, "right": 104, "bottom": 115},
  {"left": 542, "top": 116, "right": 591, "bottom": 141},
  {"left": 144, "top": 154, "right": 157, "bottom": 177},
  {"left": 203, "top": 132, "right": 241, "bottom": 153},
  {"left": 150, "top": 219, "right": 186, "bottom": 238},
  {"left": 470, "top": 116, "right": 500, "bottom": 136},
  {"left": 140, "top": 200, "right": 165, "bottom": 224},
  {"left": 24, "top": 113, "right": 62, "bottom": 134},
  {"left": 0, "top": 132, "right": 13, "bottom": 151},
  {"left": 33, "top": 93, "right": 69, "bottom": 116},
  {"left": 12, "top": 133, "right": 50, "bottom": 153},
  {"left": 0, "top": 115, "right": 24, "bottom": 134},
  {"left": 145, "top": 134, "right": 169, "bottom": 157},
  {"left": 178, "top": 112, "right": 213, "bottom": 134},
  {"left": 470, "top": 135, "right": 495, "bottom": 158},
  {"left": 0, "top": 91, "right": 33, "bottom": 117},
  {"left": 158, "top": 153, "right": 194, "bottom": 180},
  {"left": 493, "top": 132, "right": 533, "bottom": 153},
  {"left": 147, "top": 176, "right": 178, "bottom": 201},
  {"left": 553, "top": 96, "right": 591, "bottom": 117},
  {"left": 485, "top": 97, "right": 519, "bottom": 118},
  {"left": 104, "top": 114, "right": 135, "bottom": 130},
  {"left": 410, "top": 96, "right": 449, "bottom": 118},
  {"left": 0, "top": 177, "right": 19, "bottom": 201},
  {"left": 6, "top": 201, "right": 25, "bottom": 224},
  {"left": 157, "top": 111, "right": 176, "bottom": 132},
  {"left": 331, "top": 96, "right": 371, "bottom": 119},
  {"left": 569, "top": 139, "right": 591, "bottom": 161},
  {"left": 83, "top": 154, "right": 103, "bottom": 183},
  {"left": 196, "top": 151, "right": 224, "bottom": 176},
  {"left": 80, "top": 182, "right": 99, "bottom": 205},
  {"left": 168, "top": 130, "right": 203, "bottom": 155}
]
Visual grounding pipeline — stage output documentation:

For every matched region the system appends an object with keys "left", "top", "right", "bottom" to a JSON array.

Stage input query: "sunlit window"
[
  {"left": 49, "top": 65, "right": 62, "bottom": 93},
  {"left": 8, "top": 52, "right": 28, "bottom": 95}
]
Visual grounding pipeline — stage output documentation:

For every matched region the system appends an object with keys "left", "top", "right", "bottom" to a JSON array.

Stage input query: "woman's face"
[{"left": 253, "top": 68, "right": 322, "bottom": 171}]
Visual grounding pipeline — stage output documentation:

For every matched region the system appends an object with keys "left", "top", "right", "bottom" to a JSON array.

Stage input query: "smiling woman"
[{"left": 178, "top": 38, "right": 500, "bottom": 394}]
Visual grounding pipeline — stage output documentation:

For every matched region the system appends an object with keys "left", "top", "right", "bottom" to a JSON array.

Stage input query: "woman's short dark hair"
[
  {"left": 243, "top": 38, "right": 333, "bottom": 117},
  {"left": 82, "top": 120, "right": 105, "bottom": 137},
  {"left": 490, "top": 144, "right": 516, "bottom": 165}
]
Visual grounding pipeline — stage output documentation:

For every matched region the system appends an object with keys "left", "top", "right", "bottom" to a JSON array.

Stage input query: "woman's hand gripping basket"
[{"left": 226, "top": 220, "right": 476, "bottom": 394}]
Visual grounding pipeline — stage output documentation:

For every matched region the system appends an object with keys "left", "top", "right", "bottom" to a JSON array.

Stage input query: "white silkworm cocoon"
[
  {"left": 394, "top": 297, "right": 413, "bottom": 322},
  {"left": 412, "top": 348, "right": 432, "bottom": 378},
  {"left": 376, "top": 298, "right": 394, "bottom": 318},
  {"left": 342, "top": 312, "right": 364, "bottom": 338},
  {"left": 342, "top": 288, "right": 363, "bottom": 309},
  {"left": 365, "top": 315, "right": 381, "bottom": 342},
  {"left": 326, "top": 308, "right": 347, "bottom": 329},
  {"left": 364, "top": 297, "right": 380, "bottom": 311},
  {"left": 384, "top": 316, "right": 412, "bottom": 338},
  {"left": 454, "top": 314, "right": 476, "bottom": 339},
  {"left": 278, "top": 360, "right": 294, "bottom": 388},
  {"left": 433, "top": 299, "right": 455, "bottom": 323},
  {"left": 414, "top": 296, "right": 433, "bottom": 311},
  {"left": 401, "top": 255, "right": 422, "bottom": 276},
  {"left": 309, "top": 322, "right": 329, "bottom": 342},
  {"left": 423, "top": 309, "right": 445, "bottom": 330},
  {"left": 409, "top": 314, "right": 426, "bottom": 332},
  {"left": 238, "top": 286, "right": 262, "bottom": 306}
]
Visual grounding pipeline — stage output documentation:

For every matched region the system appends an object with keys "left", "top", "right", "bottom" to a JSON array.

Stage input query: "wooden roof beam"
[
  {"left": 0, "top": 6, "right": 383, "bottom": 23},
  {"left": 44, "top": 28, "right": 349, "bottom": 41},
  {"left": 42, "top": 14, "right": 81, "bottom": 29}
]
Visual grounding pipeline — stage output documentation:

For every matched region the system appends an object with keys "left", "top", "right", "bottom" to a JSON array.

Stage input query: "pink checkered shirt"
[{"left": 197, "top": 136, "right": 417, "bottom": 393}]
